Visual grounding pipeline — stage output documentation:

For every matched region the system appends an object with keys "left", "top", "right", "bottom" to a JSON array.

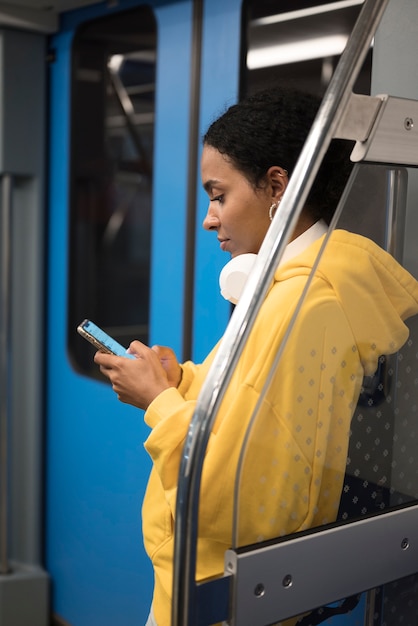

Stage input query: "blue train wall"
[{"left": 46, "top": 0, "right": 238, "bottom": 623}]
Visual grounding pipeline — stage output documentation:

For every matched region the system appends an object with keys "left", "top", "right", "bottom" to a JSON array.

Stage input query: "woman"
[{"left": 94, "top": 87, "right": 418, "bottom": 626}]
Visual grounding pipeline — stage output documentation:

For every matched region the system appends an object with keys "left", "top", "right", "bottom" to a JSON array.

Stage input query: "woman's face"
[{"left": 201, "top": 145, "right": 283, "bottom": 258}]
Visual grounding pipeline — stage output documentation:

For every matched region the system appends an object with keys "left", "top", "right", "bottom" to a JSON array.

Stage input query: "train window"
[
  {"left": 68, "top": 6, "right": 156, "bottom": 378},
  {"left": 241, "top": 0, "right": 371, "bottom": 98}
]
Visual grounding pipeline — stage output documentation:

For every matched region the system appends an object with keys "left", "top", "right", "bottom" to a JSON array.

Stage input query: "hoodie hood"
[{"left": 276, "top": 229, "right": 418, "bottom": 376}]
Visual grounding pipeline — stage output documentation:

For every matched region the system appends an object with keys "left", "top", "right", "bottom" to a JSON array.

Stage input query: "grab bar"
[{"left": 0, "top": 173, "right": 13, "bottom": 576}]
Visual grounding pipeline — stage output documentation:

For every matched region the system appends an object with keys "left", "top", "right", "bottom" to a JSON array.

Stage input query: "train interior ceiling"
[
  {"left": 0, "top": 0, "right": 368, "bottom": 86},
  {"left": 0, "top": 0, "right": 371, "bottom": 102}
]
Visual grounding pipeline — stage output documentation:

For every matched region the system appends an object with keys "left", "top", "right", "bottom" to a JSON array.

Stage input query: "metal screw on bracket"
[
  {"left": 254, "top": 583, "right": 265, "bottom": 597},
  {"left": 282, "top": 574, "right": 293, "bottom": 588},
  {"left": 404, "top": 117, "right": 414, "bottom": 130},
  {"left": 401, "top": 538, "right": 410, "bottom": 550}
]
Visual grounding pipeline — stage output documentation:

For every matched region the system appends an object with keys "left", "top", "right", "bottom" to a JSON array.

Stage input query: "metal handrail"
[
  {"left": 0, "top": 173, "right": 13, "bottom": 576},
  {"left": 172, "top": 0, "right": 390, "bottom": 624}
]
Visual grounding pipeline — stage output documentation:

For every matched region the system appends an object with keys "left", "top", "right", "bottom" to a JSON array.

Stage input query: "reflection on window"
[
  {"left": 241, "top": 0, "right": 370, "bottom": 97},
  {"left": 68, "top": 6, "right": 156, "bottom": 378}
]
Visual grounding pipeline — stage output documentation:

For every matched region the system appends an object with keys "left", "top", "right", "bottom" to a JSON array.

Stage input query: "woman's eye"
[{"left": 212, "top": 194, "right": 224, "bottom": 204}]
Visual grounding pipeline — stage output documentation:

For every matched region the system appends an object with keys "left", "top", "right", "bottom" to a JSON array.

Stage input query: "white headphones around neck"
[{"left": 219, "top": 253, "right": 257, "bottom": 304}]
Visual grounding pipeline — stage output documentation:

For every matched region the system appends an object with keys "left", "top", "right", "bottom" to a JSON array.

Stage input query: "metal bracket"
[
  {"left": 220, "top": 504, "right": 418, "bottom": 626},
  {"left": 335, "top": 92, "right": 418, "bottom": 166},
  {"left": 334, "top": 93, "right": 384, "bottom": 142}
]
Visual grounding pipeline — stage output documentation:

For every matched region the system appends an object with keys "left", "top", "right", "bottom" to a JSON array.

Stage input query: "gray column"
[{"left": 0, "top": 28, "right": 49, "bottom": 626}]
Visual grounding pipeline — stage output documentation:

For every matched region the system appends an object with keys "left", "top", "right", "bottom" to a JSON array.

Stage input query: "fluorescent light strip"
[
  {"left": 252, "top": 0, "right": 364, "bottom": 27},
  {"left": 247, "top": 34, "right": 348, "bottom": 69}
]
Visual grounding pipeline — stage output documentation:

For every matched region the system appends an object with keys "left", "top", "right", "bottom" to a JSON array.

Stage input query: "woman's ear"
[{"left": 267, "top": 166, "right": 289, "bottom": 202}]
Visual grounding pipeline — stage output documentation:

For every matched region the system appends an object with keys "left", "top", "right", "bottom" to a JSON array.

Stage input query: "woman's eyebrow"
[{"left": 203, "top": 179, "right": 221, "bottom": 194}]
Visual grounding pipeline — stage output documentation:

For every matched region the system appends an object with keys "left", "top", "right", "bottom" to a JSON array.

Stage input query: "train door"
[
  {"left": 47, "top": 2, "right": 191, "bottom": 624},
  {"left": 46, "top": 0, "right": 242, "bottom": 624}
]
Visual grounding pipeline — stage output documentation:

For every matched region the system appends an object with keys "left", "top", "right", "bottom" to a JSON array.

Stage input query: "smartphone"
[{"left": 77, "top": 319, "right": 135, "bottom": 359}]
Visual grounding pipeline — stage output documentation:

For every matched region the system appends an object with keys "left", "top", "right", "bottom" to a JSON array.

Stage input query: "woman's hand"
[
  {"left": 145, "top": 344, "right": 182, "bottom": 388},
  {"left": 94, "top": 341, "right": 180, "bottom": 410}
]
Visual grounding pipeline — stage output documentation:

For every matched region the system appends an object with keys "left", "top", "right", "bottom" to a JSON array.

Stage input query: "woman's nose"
[{"left": 202, "top": 207, "right": 220, "bottom": 231}]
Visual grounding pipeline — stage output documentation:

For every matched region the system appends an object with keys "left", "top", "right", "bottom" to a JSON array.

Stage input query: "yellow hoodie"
[{"left": 142, "top": 230, "right": 418, "bottom": 626}]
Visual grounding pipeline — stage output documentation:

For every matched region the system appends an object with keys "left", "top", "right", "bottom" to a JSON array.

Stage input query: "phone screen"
[{"left": 77, "top": 319, "right": 135, "bottom": 359}]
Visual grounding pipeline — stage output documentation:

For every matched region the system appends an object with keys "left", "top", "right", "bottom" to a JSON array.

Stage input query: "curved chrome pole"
[
  {"left": 172, "top": 1, "right": 390, "bottom": 624},
  {"left": 0, "top": 173, "right": 13, "bottom": 575}
]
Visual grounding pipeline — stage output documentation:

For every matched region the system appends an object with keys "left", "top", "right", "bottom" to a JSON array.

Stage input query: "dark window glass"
[
  {"left": 241, "top": 0, "right": 371, "bottom": 98},
  {"left": 68, "top": 6, "right": 156, "bottom": 378}
]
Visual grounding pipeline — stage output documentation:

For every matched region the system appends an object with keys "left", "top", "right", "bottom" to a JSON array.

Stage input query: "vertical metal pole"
[
  {"left": 385, "top": 169, "right": 407, "bottom": 260},
  {"left": 182, "top": 0, "right": 203, "bottom": 361},
  {"left": 361, "top": 167, "right": 407, "bottom": 626},
  {"left": 364, "top": 588, "right": 378, "bottom": 626},
  {"left": 0, "top": 173, "right": 12, "bottom": 575}
]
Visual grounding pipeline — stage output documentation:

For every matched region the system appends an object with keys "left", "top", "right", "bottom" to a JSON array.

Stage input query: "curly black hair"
[{"left": 203, "top": 86, "right": 354, "bottom": 224}]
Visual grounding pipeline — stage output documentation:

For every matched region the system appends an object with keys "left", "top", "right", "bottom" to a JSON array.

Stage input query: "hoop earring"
[{"left": 269, "top": 200, "right": 280, "bottom": 222}]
